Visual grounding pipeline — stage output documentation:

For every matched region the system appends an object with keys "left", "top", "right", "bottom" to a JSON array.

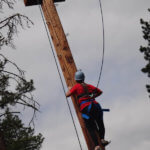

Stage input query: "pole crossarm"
[
  {"left": 24, "top": 0, "right": 65, "bottom": 6},
  {"left": 24, "top": 0, "right": 42, "bottom": 6}
]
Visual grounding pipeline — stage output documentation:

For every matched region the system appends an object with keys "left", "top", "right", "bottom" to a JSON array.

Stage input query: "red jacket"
[{"left": 70, "top": 83, "right": 102, "bottom": 111}]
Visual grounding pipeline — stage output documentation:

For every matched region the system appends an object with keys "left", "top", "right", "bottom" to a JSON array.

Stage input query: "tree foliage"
[
  {"left": 0, "top": 0, "right": 33, "bottom": 49},
  {"left": 0, "top": 112, "right": 44, "bottom": 150},
  {"left": 140, "top": 9, "right": 150, "bottom": 97},
  {"left": 0, "top": 1, "right": 44, "bottom": 149},
  {"left": 0, "top": 53, "right": 39, "bottom": 119}
]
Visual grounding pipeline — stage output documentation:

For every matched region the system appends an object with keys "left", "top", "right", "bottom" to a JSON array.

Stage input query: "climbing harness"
[
  {"left": 80, "top": 99, "right": 95, "bottom": 107},
  {"left": 81, "top": 102, "right": 93, "bottom": 119},
  {"left": 81, "top": 101, "right": 102, "bottom": 120},
  {"left": 77, "top": 83, "right": 98, "bottom": 119},
  {"left": 77, "top": 83, "right": 99, "bottom": 99},
  {"left": 77, "top": 83, "right": 93, "bottom": 99}
]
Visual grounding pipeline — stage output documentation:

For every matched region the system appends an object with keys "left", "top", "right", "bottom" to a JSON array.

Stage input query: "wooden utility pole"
[{"left": 24, "top": 1, "right": 105, "bottom": 150}]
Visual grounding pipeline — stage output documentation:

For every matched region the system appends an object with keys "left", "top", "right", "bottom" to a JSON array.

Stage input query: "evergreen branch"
[
  {"left": 0, "top": 54, "right": 25, "bottom": 76},
  {"left": 0, "top": 0, "right": 15, "bottom": 9},
  {"left": 0, "top": 13, "right": 34, "bottom": 48},
  {"left": 0, "top": 111, "right": 20, "bottom": 117},
  {"left": 0, "top": 13, "right": 33, "bottom": 28},
  {"left": 17, "top": 99, "right": 39, "bottom": 112}
]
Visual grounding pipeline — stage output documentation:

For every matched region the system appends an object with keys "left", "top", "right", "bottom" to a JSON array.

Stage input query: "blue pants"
[{"left": 81, "top": 103, "right": 105, "bottom": 146}]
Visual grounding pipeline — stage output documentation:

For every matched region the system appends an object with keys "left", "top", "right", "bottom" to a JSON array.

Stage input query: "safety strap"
[
  {"left": 78, "top": 83, "right": 99, "bottom": 99},
  {"left": 82, "top": 103, "right": 92, "bottom": 120},
  {"left": 81, "top": 99, "right": 95, "bottom": 120},
  {"left": 78, "top": 84, "right": 98, "bottom": 119},
  {"left": 81, "top": 102, "right": 101, "bottom": 120},
  {"left": 80, "top": 99, "right": 95, "bottom": 106},
  {"left": 81, "top": 83, "right": 89, "bottom": 95},
  {"left": 77, "top": 83, "right": 91, "bottom": 99},
  {"left": 77, "top": 92, "right": 93, "bottom": 99}
]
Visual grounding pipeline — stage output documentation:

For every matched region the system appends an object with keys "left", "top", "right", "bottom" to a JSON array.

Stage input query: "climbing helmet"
[{"left": 75, "top": 70, "right": 85, "bottom": 81}]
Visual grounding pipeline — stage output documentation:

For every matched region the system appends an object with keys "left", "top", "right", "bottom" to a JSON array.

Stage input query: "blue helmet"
[{"left": 75, "top": 70, "right": 85, "bottom": 81}]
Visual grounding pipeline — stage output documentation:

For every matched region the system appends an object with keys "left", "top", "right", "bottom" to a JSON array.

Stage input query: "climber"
[{"left": 66, "top": 70, "right": 110, "bottom": 150}]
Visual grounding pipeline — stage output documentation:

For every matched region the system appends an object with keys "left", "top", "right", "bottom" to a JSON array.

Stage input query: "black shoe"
[{"left": 101, "top": 139, "right": 111, "bottom": 147}]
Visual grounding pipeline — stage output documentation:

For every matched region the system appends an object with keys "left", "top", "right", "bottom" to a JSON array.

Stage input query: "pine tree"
[
  {"left": 140, "top": 9, "right": 150, "bottom": 98},
  {"left": 0, "top": 1, "right": 44, "bottom": 149},
  {"left": 0, "top": 112, "right": 44, "bottom": 150}
]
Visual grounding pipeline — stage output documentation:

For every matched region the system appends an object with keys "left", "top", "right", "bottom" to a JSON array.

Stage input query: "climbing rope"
[
  {"left": 96, "top": 0, "right": 105, "bottom": 88},
  {"left": 38, "top": 5, "right": 83, "bottom": 150}
]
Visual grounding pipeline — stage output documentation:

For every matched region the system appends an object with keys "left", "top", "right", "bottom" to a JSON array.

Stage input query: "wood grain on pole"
[{"left": 41, "top": 0, "right": 95, "bottom": 149}]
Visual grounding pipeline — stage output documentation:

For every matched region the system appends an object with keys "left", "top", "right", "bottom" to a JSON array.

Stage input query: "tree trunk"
[{"left": 0, "top": 131, "right": 6, "bottom": 150}]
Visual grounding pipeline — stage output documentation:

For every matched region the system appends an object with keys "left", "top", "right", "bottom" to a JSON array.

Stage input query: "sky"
[{"left": 1, "top": 0, "right": 150, "bottom": 150}]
